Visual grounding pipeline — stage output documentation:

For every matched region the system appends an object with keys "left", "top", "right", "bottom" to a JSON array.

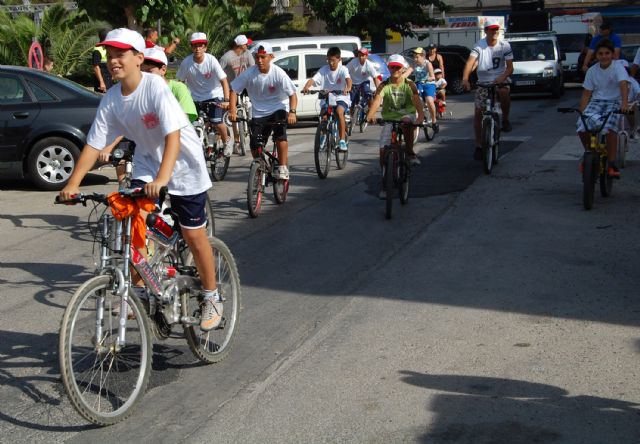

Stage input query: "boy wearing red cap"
[
  {"left": 346, "top": 48, "right": 382, "bottom": 121},
  {"left": 60, "top": 28, "right": 223, "bottom": 331}
]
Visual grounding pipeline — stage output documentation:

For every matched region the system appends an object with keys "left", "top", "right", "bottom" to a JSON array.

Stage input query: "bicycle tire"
[
  {"left": 182, "top": 236, "right": 241, "bottom": 364},
  {"left": 582, "top": 152, "right": 597, "bottom": 210},
  {"left": 247, "top": 160, "right": 263, "bottom": 218},
  {"left": 59, "top": 275, "right": 152, "bottom": 426},
  {"left": 360, "top": 120, "right": 368, "bottom": 133},
  {"left": 236, "top": 108, "right": 247, "bottom": 157},
  {"left": 481, "top": 118, "right": 493, "bottom": 175},
  {"left": 399, "top": 160, "right": 410, "bottom": 205},
  {"left": 385, "top": 151, "right": 394, "bottom": 219},
  {"left": 211, "top": 149, "right": 230, "bottom": 182},
  {"left": 314, "top": 122, "right": 331, "bottom": 179},
  {"left": 618, "top": 132, "right": 628, "bottom": 168},
  {"left": 492, "top": 115, "right": 501, "bottom": 165},
  {"left": 205, "top": 192, "right": 216, "bottom": 237},
  {"left": 423, "top": 119, "right": 436, "bottom": 142},
  {"left": 600, "top": 156, "right": 614, "bottom": 198},
  {"left": 347, "top": 108, "right": 355, "bottom": 136},
  {"left": 335, "top": 135, "right": 348, "bottom": 170},
  {"left": 274, "top": 179, "right": 288, "bottom": 204}
]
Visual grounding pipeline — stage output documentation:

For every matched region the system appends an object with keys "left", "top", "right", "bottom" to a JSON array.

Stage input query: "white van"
[
  {"left": 272, "top": 48, "right": 355, "bottom": 118},
  {"left": 250, "top": 35, "right": 361, "bottom": 53},
  {"left": 552, "top": 13, "right": 602, "bottom": 82}
]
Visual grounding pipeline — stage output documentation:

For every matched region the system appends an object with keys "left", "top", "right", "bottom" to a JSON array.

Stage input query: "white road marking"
[{"left": 541, "top": 135, "right": 640, "bottom": 161}]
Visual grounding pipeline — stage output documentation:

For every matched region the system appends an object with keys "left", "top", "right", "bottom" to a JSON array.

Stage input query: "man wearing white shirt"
[
  {"left": 229, "top": 42, "right": 297, "bottom": 180},
  {"left": 178, "top": 32, "right": 232, "bottom": 157}
]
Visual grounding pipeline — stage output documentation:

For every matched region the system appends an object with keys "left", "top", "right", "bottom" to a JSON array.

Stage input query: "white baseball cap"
[
  {"left": 484, "top": 18, "right": 501, "bottom": 30},
  {"left": 98, "top": 28, "right": 145, "bottom": 53},
  {"left": 143, "top": 47, "right": 168, "bottom": 66},
  {"left": 234, "top": 34, "right": 252, "bottom": 46},
  {"left": 434, "top": 68, "right": 442, "bottom": 74},
  {"left": 190, "top": 32, "right": 208, "bottom": 44},
  {"left": 387, "top": 54, "right": 407, "bottom": 68},
  {"left": 252, "top": 41, "right": 274, "bottom": 55}
]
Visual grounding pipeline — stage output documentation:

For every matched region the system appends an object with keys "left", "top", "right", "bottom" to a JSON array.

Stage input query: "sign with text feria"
[{"left": 446, "top": 16, "right": 505, "bottom": 29}]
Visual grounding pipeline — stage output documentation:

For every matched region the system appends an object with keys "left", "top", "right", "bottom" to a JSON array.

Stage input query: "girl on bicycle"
[{"left": 578, "top": 39, "right": 630, "bottom": 177}]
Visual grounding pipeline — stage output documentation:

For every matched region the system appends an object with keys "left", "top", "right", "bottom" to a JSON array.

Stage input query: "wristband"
[{"left": 290, "top": 109, "right": 297, "bottom": 114}]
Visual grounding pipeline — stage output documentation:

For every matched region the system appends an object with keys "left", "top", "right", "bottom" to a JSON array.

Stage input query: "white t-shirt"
[
  {"left": 627, "top": 77, "right": 640, "bottom": 101},
  {"left": 435, "top": 78, "right": 447, "bottom": 89},
  {"left": 633, "top": 47, "right": 640, "bottom": 67},
  {"left": 87, "top": 73, "right": 211, "bottom": 196},
  {"left": 311, "top": 64, "right": 351, "bottom": 106},
  {"left": 346, "top": 58, "right": 379, "bottom": 85},
  {"left": 583, "top": 62, "right": 629, "bottom": 101},
  {"left": 470, "top": 39, "right": 514, "bottom": 83},
  {"left": 231, "top": 64, "right": 297, "bottom": 118},
  {"left": 177, "top": 53, "right": 227, "bottom": 101}
]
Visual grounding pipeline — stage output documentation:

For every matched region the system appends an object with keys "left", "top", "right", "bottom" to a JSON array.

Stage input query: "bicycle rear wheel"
[
  {"left": 59, "top": 275, "right": 151, "bottom": 426},
  {"left": 236, "top": 108, "right": 248, "bottom": 157},
  {"left": 384, "top": 151, "right": 394, "bottom": 219},
  {"left": 182, "top": 236, "right": 241, "bottom": 364},
  {"left": 211, "top": 149, "right": 230, "bottom": 182},
  {"left": 481, "top": 119, "right": 494, "bottom": 175},
  {"left": 274, "top": 178, "right": 289, "bottom": 204},
  {"left": 335, "top": 136, "right": 348, "bottom": 170},
  {"left": 247, "top": 161, "right": 264, "bottom": 217},
  {"left": 582, "top": 151, "right": 597, "bottom": 210},
  {"left": 314, "top": 122, "right": 331, "bottom": 179}
]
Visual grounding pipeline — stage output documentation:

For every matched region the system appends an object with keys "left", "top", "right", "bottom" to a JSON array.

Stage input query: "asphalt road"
[{"left": 1, "top": 86, "right": 639, "bottom": 444}]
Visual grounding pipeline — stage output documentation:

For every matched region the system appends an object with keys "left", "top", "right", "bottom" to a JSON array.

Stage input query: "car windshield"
[
  {"left": 42, "top": 73, "right": 99, "bottom": 97},
  {"left": 510, "top": 40, "right": 555, "bottom": 62},
  {"left": 556, "top": 34, "right": 586, "bottom": 52}
]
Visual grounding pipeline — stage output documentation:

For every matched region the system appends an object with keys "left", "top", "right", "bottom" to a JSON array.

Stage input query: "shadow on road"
[{"left": 400, "top": 372, "right": 640, "bottom": 443}]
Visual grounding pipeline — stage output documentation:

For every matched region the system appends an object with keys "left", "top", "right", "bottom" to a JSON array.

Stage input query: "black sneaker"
[
  {"left": 502, "top": 120, "right": 512, "bottom": 132},
  {"left": 473, "top": 147, "right": 483, "bottom": 161}
]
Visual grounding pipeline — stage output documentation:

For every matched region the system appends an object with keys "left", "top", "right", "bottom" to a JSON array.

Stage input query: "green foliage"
[
  {"left": 0, "top": 4, "right": 108, "bottom": 79},
  {"left": 304, "top": 0, "right": 451, "bottom": 37}
]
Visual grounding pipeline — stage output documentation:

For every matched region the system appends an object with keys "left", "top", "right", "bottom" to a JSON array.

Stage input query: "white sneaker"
[
  {"left": 223, "top": 141, "right": 233, "bottom": 157},
  {"left": 200, "top": 298, "right": 223, "bottom": 331},
  {"left": 339, "top": 140, "right": 348, "bottom": 151},
  {"left": 276, "top": 165, "right": 290, "bottom": 180}
]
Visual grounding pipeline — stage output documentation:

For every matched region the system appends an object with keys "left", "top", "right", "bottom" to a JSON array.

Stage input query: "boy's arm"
[
  {"left": 366, "top": 85, "right": 385, "bottom": 121},
  {"left": 146, "top": 130, "right": 181, "bottom": 199},
  {"left": 302, "top": 78, "right": 315, "bottom": 93},
  {"left": 410, "top": 82, "right": 425, "bottom": 123},
  {"left": 345, "top": 77, "right": 352, "bottom": 94},
  {"left": 220, "top": 78, "right": 230, "bottom": 109},
  {"left": 578, "top": 89, "right": 592, "bottom": 113},
  {"left": 59, "top": 145, "right": 101, "bottom": 200},
  {"left": 288, "top": 93, "right": 298, "bottom": 125},
  {"left": 438, "top": 55, "right": 445, "bottom": 77},
  {"left": 462, "top": 55, "right": 477, "bottom": 90},
  {"left": 229, "top": 91, "right": 238, "bottom": 121}
]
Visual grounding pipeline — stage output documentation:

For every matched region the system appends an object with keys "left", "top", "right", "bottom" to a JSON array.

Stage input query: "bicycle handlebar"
[
  {"left": 55, "top": 186, "right": 168, "bottom": 206},
  {"left": 372, "top": 118, "right": 425, "bottom": 127}
]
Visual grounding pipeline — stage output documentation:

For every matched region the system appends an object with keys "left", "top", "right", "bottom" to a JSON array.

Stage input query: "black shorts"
[
  {"left": 249, "top": 110, "right": 288, "bottom": 150},
  {"left": 195, "top": 98, "right": 224, "bottom": 124},
  {"left": 130, "top": 179, "right": 208, "bottom": 229}
]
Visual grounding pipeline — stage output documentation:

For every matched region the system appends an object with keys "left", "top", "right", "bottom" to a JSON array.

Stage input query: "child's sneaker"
[
  {"left": 200, "top": 298, "right": 223, "bottom": 331},
  {"left": 338, "top": 140, "right": 348, "bottom": 151},
  {"left": 223, "top": 141, "right": 233, "bottom": 157},
  {"left": 276, "top": 165, "right": 290, "bottom": 180}
]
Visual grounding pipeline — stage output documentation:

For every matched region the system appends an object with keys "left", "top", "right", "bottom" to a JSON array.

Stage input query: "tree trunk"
[
  {"left": 124, "top": 4, "right": 140, "bottom": 32},
  {"left": 371, "top": 29, "right": 387, "bottom": 54}
]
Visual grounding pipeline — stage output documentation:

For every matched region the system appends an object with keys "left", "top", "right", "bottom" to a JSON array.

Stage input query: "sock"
[{"left": 203, "top": 288, "right": 220, "bottom": 302}]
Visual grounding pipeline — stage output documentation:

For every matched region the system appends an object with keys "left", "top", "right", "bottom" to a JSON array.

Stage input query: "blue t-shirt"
[{"left": 589, "top": 33, "right": 622, "bottom": 50}]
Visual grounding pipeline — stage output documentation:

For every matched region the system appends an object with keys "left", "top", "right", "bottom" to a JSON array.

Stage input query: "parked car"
[
  {"left": 505, "top": 32, "right": 565, "bottom": 97},
  {"left": 272, "top": 48, "right": 355, "bottom": 119},
  {"left": 621, "top": 44, "right": 640, "bottom": 80},
  {"left": 0, "top": 66, "right": 100, "bottom": 190},
  {"left": 249, "top": 35, "right": 361, "bottom": 53}
]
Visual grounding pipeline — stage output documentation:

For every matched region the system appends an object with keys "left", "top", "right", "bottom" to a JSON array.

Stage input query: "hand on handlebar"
[
  {"left": 220, "top": 101, "right": 230, "bottom": 110},
  {"left": 229, "top": 110, "right": 237, "bottom": 122},
  {"left": 287, "top": 112, "right": 297, "bottom": 125},
  {"left": 145, "top": 180, "right": 168, "bottom": 200},
  {"left": 59, "top": 184, "right": 80, "bottom": 203}
]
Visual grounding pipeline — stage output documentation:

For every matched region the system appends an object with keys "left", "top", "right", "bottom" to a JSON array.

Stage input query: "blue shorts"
[
  {"left": 416, "top": 82, "right": 436, "bottom": 99},
  {"left": 195, "top": 98, "right": 224, "bottom": 124},
  {"left": 321, "top": 101, "right": 349, "bottom": 115},
  {"left": 350, "top": 82, "right": 372, "bottom": 106},
  {"left": 130, "top": 179, "right": 208, "bottom": 229}
]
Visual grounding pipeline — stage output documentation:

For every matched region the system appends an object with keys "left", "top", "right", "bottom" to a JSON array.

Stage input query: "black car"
[
  {"left": 0, "top": 66, "right": 100, "bottom": 190},
  {"left": 401, "top": 45, "right": 477, "bottom": 94}
]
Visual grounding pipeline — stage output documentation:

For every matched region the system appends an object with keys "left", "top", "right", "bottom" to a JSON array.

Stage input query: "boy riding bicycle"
[
  {"left": 59, "top": 28, "right": 223, "bottom": 331},
  {"left": 228, "top": 41, "right": 298, "bottom": 180},
  {"left": 434, "top": 68, "right": 447, "bottom": 106},
  {"left": 578, "top": 39, "right": 630, "bottom": 177},
  {"left": 366, "top": 54, "right": 425, "bottom": 199},
  {"left": 346, "top": 48, "right": 382, "bottom": 116},
  {"left": 302, "top": 46, "right": 352, "bottom": 151}
]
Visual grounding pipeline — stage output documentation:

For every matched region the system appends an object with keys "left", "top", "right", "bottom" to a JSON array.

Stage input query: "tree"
[{"left": 304, "top": 0, "right": 451, "bottom": 52}]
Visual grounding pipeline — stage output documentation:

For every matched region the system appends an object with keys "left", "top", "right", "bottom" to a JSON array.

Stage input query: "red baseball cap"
[{"left": 357, "top": 48, "right": 369, "bottom": 56}]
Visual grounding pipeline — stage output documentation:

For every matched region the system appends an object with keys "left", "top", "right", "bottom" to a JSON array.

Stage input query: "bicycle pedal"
[{"left": 180, "top": 315, "right": 200, "bottom": 325}]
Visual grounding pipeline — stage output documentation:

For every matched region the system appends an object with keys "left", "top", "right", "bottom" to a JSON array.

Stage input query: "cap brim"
[
  {"left": 388, "top": 62, "right": 405, "bottom": 68},
  {"left": 190, "top": 39, "right": 208, "bottom": 44},
  {"left": 485, "top": 25, "right": 500, "bottom": 30},
  {"left": 98, "top": 41, "right": 137, "bottom": 50}
]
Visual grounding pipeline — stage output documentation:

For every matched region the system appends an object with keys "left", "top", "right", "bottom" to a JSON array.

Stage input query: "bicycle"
[
  {"left": 373, "top": 118, "right": 424, "bottom": 220},
  {"left": 56, "top": 187, "right": 240, "bottom": 426},
  {"left": 193, "top": 101, "right": 231, "bottom": 181},
  {"left": 617, "top": 101, "right": 638, "bottom": 168},
  {"left": 238, "top": 118, "right": 290, "bottom": 218},
  {"left": 108, "top": 138, "right": 215, "bottom": 237},
  {"left": 435, "top": 89, "right": 451, "bottom": 119},
  {"left": 306, "top": 90, "right": 349, "bottom": 179},
  {"left": 348, "top": 84, "right": 371, "bottom": 135},
  {"left": 476, "top": 82, "right": 506, "bottom": 175},
  {"left": 223, "top": 91, "right": 251, "bottom": 156},
  {"left": 557, "top": 106, "right": 626, "bottom": 210}
]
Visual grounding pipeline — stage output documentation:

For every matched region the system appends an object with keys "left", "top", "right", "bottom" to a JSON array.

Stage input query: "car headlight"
[{"left": 543, "top": 68, "right": 554, "bottom": 77}]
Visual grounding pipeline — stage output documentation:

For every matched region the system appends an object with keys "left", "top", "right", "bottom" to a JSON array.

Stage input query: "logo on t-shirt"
[
  {"left": 268, "top": 84, "right": 276, "bottom": 93},
  {"left": 142, "top": 112, "right": 160, "bottom": 129},
  {"left": 337, "top": 77, "right": 342, "bottom": 84},
  {"left": 204, "top": 72, "right": 212, "bottom": 79}
]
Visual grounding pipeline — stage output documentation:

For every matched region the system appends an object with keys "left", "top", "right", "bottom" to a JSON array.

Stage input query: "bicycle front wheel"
[
  {"left": 399, "top": 160, "right": 410, "bottom": 205},
  {"left": 182, "top": 236, "right": 241, "bottom": 364},
  {"left": 600, "top": 157, "right": 614, "bottom": 198},
  {"left": 384, "top": 151, "right": 395, "bottom": 219},
  {"left": 618, "top": 132, "right": 628, "bottom": 168},
  {"left": 423, "top": 119, "right": 436, "bottom": 142},
  {"left": 247, "top": 160, "right": 264, "bottom": 217},
  {"left": 211, "top": 149, "right": 230, "bottom": 182},
  {"left": 335, "top": 138, "right": 348, "bottom": 170},
  {"left": 314, "top": 123, "right": 331, "bottom": 179},
  {"left": 582, "top": 151, "right": 597, "bottom": 210},
  {"left": 236, "top": 108, "right": 248, "bottom": 157},
  {"left": 59, "top": 275, "right": 152, "bottom": 426},
  {"left": 205, "top": 192, "right": 216, "bottom": 237},
  {"left": 481, "top": 119, "right": 494, "bottom": 175}
]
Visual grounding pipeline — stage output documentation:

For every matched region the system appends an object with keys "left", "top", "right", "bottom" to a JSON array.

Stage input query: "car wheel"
[
  {"left": 448, "top": 77, "right": 465, "bottom": 95},
  {"left": 27, "top": 137, "right": 80, "bottom": 191}
]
